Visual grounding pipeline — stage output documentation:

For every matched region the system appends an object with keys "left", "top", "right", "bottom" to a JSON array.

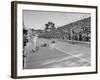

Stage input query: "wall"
[{"left": 0, "top": 0, "right": 99, "bottom": 80}]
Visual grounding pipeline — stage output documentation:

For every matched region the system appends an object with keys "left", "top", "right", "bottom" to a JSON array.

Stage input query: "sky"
[{"left": 23, "top": 10, "right": 90, "bottom": 30}]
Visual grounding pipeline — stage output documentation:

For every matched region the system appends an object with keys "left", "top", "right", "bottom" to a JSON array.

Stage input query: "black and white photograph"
[
  {"left": 11, "top": 1, "right": 97, "bottom": 78},
  {"left": 23, "top": 10, "right": 91, "bottom": 69}
]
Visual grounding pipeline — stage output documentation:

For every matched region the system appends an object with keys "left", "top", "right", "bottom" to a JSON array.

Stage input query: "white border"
[{"left": 17, "top": 4, "right": 96, "bottom": 76}]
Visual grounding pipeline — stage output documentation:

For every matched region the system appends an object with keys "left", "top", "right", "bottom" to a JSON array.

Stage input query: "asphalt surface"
[{"left": 24, "top": 38, "right": 91, "bottom": 69}]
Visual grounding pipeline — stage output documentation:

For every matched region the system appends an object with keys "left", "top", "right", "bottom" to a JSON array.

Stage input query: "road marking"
[
  {"left": 40, "top": 55, "right": 76, "bottom": 65},
  {"left": 55, "top": 46, "right": 90, "bottom": 63}
]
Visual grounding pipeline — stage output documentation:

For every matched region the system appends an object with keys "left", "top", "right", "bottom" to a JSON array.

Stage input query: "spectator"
[{"left": 32, "top": 34, "right": 39, "bottom": 51}]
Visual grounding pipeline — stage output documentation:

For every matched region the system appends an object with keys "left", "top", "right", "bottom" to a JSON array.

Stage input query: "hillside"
[{"left": 39, "top": 17, "right": 91, "bottom": 41}]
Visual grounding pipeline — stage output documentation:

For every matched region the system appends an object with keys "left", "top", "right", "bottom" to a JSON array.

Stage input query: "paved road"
[{"left": 24, "top": 38, "right": 91, "bottom": 69}]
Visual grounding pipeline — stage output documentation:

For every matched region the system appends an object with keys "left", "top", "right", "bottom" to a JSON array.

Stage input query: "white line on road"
[{"left": 54, "top": 46, "right": 90, "bottom": 63}]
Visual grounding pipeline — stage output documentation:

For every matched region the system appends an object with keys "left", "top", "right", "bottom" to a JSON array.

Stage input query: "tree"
[{"left": 44, "top": 22, "right": 56, "bottom": 32}]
